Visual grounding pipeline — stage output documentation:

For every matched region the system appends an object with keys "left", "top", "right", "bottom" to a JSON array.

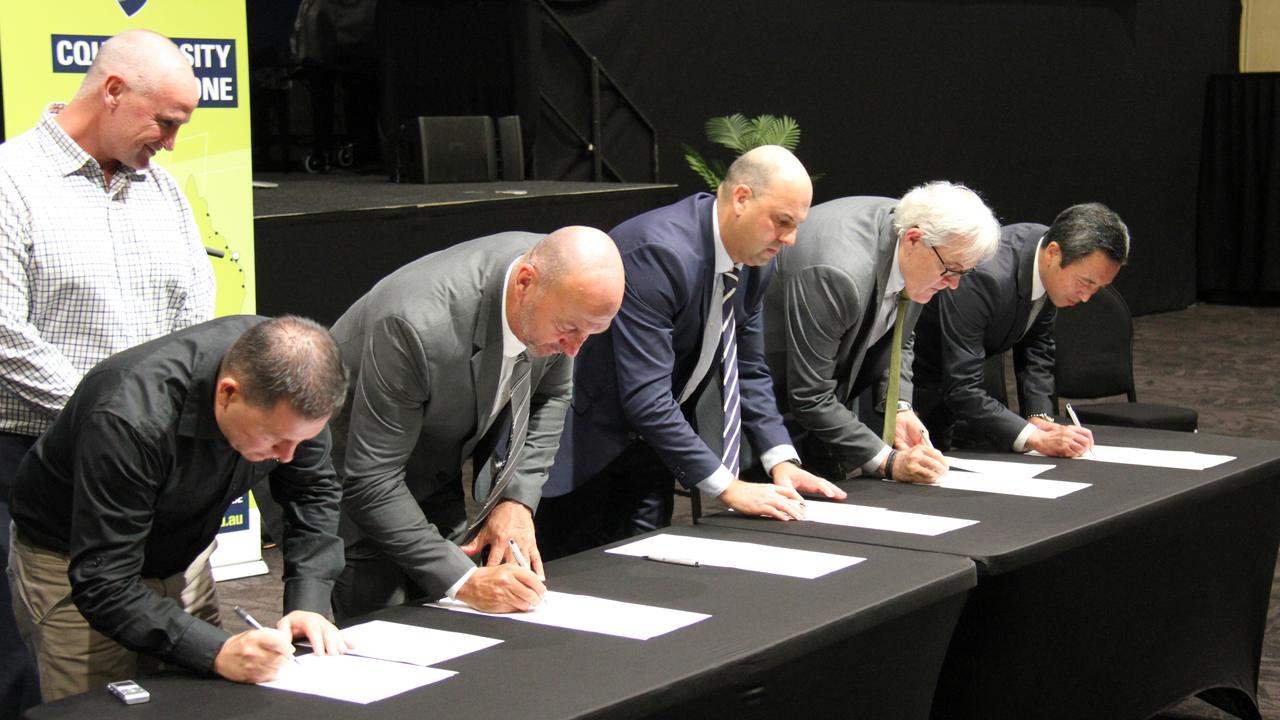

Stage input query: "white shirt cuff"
[
  {"left": 1013, "top": 422, "right": 1037, "bottom": 453},
  {"left": 759, "top": 444, "right": 799, "bottom": 474},
  {"left": 445, "top": 567, "right": 478, "bottom": 600},
  {"left": 696, "top": 466, "right": 735, "bottom": 497},
  {"left": 861, "top": 445, "right": 893, "bottom": 477}
]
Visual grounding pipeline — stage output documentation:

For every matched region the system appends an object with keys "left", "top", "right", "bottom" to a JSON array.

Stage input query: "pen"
[
  {"left": 234, "top": 605, "right": 300, "bottom": 665},
  {"left": 507, "top": 539, "right": 549, "bottom": 606},
  {"left": 921, "top": 428, "right": 935, "bottom": 449},
  {"left": 507, "top": 538, "right": 530, "bottom": 570},
  {"left": 644, "top": 555, "right": 701, "bottom": 567},
  {"left": 1065, "top": 403, "right": 1094, "bottom": 458}
]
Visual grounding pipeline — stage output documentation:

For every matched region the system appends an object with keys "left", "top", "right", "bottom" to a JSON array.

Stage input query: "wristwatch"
[{"left": 1028, "top": 413, "right": 1053, "bottom": 422}]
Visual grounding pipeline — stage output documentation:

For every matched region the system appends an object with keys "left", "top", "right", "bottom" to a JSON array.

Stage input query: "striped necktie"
[
  {"left": 721, "top": 269, "right": 741, "bottom": 477},
  {"left": 468, "top": 352, "right": 532, "bottom": 535}
]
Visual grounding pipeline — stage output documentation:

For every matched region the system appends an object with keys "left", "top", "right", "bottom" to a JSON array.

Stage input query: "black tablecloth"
[
  {"left": 28, "top": 525, "right": 974, "bottom": 720},
  {"left": 703, "top": 427, "right": 1280, "bottom": 720}
]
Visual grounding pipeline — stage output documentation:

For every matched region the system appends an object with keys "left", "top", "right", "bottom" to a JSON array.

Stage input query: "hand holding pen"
[{"left": 1065, "top": 403, "right": 1096, "bottom": 458}]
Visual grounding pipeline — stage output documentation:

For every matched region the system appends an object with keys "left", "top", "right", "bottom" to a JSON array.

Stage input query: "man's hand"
[
  {"left": 883, "top": 445, "right": 948, "bottom": 484},
  {"left": 276, "top": 610, "right": 348, "bottom": 656},
  {"left": 455, "top": 564, "right": 546, "bottom": 613},
  {"left": 719, "top": 478, "right": 806, "bottom": 520},
  {"left": 893, "top": 409, "right": 929, "bottom": 450},
  {"left": 212, "top": 627, "right": 297, "bottom": 683},
  {"left": 1026, "top": 423, "right": 1094, "bottom": 458},
  {"left": 459, "top": 499, "right": 543, "bottom": 578},
  {"left": 769, "top": 461, "right": 847, "bottom": 500}
]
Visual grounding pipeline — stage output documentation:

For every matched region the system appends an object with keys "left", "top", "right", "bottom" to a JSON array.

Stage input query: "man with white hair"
[
  {"left": 763, "top": 183, "right": 1000, "bottom": 485},
  {"left": 0, "top": 29, "right": 213, "bottom": 716}
]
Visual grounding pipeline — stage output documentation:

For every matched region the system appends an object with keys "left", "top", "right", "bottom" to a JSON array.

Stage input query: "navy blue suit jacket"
[{"left": 545, "top": 193, "right": 792, "bottom": 495}]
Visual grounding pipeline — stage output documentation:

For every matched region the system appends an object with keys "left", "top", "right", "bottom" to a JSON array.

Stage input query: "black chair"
[{"left": 1052, "top": 285, "right": 1198, "bottom": 431}]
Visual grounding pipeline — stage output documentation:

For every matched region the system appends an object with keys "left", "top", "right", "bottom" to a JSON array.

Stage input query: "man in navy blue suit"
[{"left": 537, "top": 146, "right": 844, "bottom": 559}]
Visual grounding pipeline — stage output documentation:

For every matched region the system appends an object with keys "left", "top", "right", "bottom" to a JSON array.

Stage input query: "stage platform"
[{"left": 252, "top": 172, "right": 679, "bottom": 324}]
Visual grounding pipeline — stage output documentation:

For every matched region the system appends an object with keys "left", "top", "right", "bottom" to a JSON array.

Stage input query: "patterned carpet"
[{"left": 218, "top": 303, "right": 1280, "bottom": 719}]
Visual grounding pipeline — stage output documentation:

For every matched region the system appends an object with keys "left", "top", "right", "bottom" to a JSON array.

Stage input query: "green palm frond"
[
  {"left": 749, "top": 114, "right": 801, "bottom": 150},
  {"left": 684, "top": 113, "right": 813, "bottom": 187},
  {"left": 682, "top": 144, "right": 723, "bottom": 190},
  {"left": 705, "top": 113, "right": 754, "bottom": 153}
]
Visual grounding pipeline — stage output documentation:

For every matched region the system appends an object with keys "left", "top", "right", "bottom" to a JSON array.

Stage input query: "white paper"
[
  {"left": 934, "top": 470, "right": 1090, "bottom": 499},
  {"left": 801, "top": 501, "right": 979, "bottom": 536},
  {"left": 339, "top": 620, "right": 502, "bottom": 667},
  {"left": 605, "top": 533, "right": 863, "bottom": 579},
  {"left": 426, "top": 591, "right": 710, "bottom": 640},
  {"left": 945, "top": 456, "right": 1056, "bottom": 478},
  {"left": 260, "top": 653, "right": 456, "bottom": 704},
  {"left": 1032, "top": 444, "right": 1234, "bottom": 470}
]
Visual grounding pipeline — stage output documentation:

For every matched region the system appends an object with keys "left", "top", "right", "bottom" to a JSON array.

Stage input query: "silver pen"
[
  {"left": 507, "top": 539, "right": 549, "bottom": 606},
  {"left": 1065, "top": 403, "right": 1094, "bottom": 458},
  {"left": 233, "top": 605, "right": 300, "bottom": 665},
  {"left": 644, "top": 555, "right": 701, "bottom": 567}
]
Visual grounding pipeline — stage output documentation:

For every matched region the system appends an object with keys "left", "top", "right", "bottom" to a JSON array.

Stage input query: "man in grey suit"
[
  {"left": 331, "top": 227, "right": 624, "bottom": 617},
  {"left": 912, "top": 203, "right": 1128, "bottom": 455},
  {"left": 764, "top": 183, "right": 999, "bottom": 485}
]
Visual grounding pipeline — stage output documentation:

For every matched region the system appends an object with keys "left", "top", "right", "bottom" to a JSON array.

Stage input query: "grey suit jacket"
[
  {"left": 913, "top": 223, "right": 1056, "bottom": 448},
  {"left": 330, "top": 232, "right": 572, "bottom": 596},
  {"left": 764, "top": 197, "right": 923, "bottom": 475}
]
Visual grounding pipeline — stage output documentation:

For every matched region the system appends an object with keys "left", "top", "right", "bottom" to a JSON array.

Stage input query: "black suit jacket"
[{"left": 912, "top": 223, "right": 1056, "bottom": 448}]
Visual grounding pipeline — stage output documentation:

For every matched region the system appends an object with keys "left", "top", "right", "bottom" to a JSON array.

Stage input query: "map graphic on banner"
[
  {"left": 0, "top": 0, "right": 255, "bottom": 317},
  {"left": 0, "top": 0, "right": 261, "bottom": 576}
]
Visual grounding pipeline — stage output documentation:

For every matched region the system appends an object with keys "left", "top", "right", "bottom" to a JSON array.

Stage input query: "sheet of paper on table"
[
  {"left": 339, "top": 620, "right": 502, "bottom": 667},
  {"left": 932, "top": 470, "right": 1091, "bottom": 499},
  {"left": 945, "top": 456, "right": 1056, "bottom": 477},
  {"left": 605, "top": 533, "right": 864, "bottom": 579},
  {"left": 801, "top": 501, "right": 979, "bottom": 536},
  {"left": 427, "top": 591, "right": 710, "bottom": 640},
  {"left": 1032, "top": 444, "right": 1234, "bottom": 470},
  {"left": 259, "top": 653, "right": 456, "bottom": 704}
]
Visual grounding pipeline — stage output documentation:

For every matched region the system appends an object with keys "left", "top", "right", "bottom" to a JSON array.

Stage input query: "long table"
[
  {"left": 27, "top": 525, "right": 974, "bottom": 720},
  {"left": 703, "top": 426, "right": 1280, "bottom": 720}
]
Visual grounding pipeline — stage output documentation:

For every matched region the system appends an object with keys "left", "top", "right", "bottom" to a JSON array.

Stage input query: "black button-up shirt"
[{"left": 11, "top": 316, "right": 343, "bottom": 672}]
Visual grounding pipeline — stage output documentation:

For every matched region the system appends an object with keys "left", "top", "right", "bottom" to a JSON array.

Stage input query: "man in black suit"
[
  {"left": 912, "top": 203, "right": 1129, "bottom": 455},
  {"left": 537, "top": 146, "right": 844, "bottom": 560}
]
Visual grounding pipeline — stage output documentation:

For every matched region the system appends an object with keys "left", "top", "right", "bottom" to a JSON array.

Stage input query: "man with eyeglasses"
[
  {"left": 911, "top": 203, "right": 1129, "bottom": 457},
  {"left": 763, "top": 183, "right": 1000, "bottom": 484}
]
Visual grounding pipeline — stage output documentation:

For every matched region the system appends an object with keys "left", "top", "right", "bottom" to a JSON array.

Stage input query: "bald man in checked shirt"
[{"left": 0, "top": 30, "right": 214, "bottom": 717}]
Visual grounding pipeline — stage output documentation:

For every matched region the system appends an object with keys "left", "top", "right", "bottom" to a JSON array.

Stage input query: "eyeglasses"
[{"left": 930, "top": 245, "right": 975, "bottom": 278}]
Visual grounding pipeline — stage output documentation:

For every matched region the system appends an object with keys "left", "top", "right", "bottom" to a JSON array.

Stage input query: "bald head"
[
  {"left": 57, "top": 29, "right": 199, "bottom": 182},
  {"left": 76, "top": 29, "right": 196, "bottom": 102},
  {"left": 509, "top": 226, "right": 625, "bottom": 357},
  {"left": 718, "top": 145, "right": 811, "bottom": 203},
  {"left": 529, "top": 226, "right": 624, "bottom": 303},
  {"left": 716, "top": 146, "right": 813, "bottom": 266}
]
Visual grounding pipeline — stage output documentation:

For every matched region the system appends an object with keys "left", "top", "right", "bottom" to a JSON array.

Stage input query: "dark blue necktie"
[{"left": 721, "top": 269, "right": 741, "bottom": 477}]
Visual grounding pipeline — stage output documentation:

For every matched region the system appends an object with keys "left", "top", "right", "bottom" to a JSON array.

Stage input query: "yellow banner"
[{"left": 0, "top": 0, "right": 254, "bottom": 315}]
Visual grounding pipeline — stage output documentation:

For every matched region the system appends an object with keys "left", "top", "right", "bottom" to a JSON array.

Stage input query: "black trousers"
[
  {"left": 0, "top": 432, "right": 42, "bottom": 719},
  {"left": 536, "top": 440, "right": 676, "bottom": 562}
]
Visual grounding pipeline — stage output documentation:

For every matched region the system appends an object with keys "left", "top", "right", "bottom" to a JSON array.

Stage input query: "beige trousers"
[{"left": 7, "top": 524, "right": 221, "bottom": 701}]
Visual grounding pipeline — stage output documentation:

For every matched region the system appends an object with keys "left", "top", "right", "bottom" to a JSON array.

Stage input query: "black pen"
[
  {"left": 645, "top": 555, "right": 701, "bottom": 567},
  {"left": 234, "top": 605, "right": 300, "bottom": 665}
]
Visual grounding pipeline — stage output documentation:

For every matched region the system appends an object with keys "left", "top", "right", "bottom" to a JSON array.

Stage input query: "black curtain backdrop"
[
  {"left": 1197, "top": 73, "right": 1280, "bottom": 304},
  {"left": 536, "top": 0, "right": 1239, "bottom": 315}
]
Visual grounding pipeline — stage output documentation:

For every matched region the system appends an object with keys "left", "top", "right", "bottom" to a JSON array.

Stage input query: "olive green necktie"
[{"left": 881, "top": 293, "right": 910, "bottom": 445}]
